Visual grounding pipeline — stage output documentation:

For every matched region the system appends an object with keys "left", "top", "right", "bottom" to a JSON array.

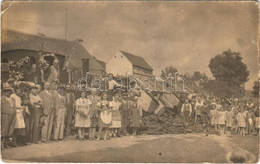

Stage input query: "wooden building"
[{"left": 1, "top": 30, "right": 105, "bottom": 83}]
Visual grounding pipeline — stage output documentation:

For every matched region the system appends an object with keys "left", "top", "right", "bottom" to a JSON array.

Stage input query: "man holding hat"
[{"left": 1, "top": 83, "right": 14, "bottom": 149}]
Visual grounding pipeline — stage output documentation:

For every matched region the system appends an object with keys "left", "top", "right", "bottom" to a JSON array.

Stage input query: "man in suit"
[
  {"left": 65, "top": 84, "right": 75, "bottom": 137},
  {"left": 54, "top": 86, "right": 67, "bottom": 140},
  {"left": 1, "top": 83, "right": 13, "bottom": 149},
  {"left": 39, "top": 82, "right": 54, "bottom": 142},
  {"left": 29, "top": 85, "right": 43, "bottom": 143}
]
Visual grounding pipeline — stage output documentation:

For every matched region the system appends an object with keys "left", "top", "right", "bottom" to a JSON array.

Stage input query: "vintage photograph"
[{"left": 1, "top": 1, "right": 259, "bottom": 163}]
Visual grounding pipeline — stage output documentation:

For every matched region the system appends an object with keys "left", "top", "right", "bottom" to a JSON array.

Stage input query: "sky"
[{"left": 2, "top": 1, "right": 259, "bottom": 89}]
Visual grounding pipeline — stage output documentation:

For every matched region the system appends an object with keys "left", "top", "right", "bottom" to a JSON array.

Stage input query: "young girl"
[
  {"left": 246, "top": 109, "right": 255, "bottom": 136},
  {"left": 109, "top": 94, "right": 122, "bottom": 137},
  {"left": 225, "top": 106, "right": 234, "bottom": 131},
  {"left": 75, "top": 92, "right": 92, "bottom": 140},
  {"left": 217, "top": 107, "right": 226, "bottom": 134},
  {"left": 88, "top": 89, "right": 100, "bottom": 141},
  {"left": 129, "top": 99, "right": 140, "bottom": 136},
  {"left": 237, "top": 108, "right": 246, "bottom": 136},
  {"left": 209, "top": 104, "right": 218, "bottom": 131},
  {"left": 97, "top": 93, "right": 112, "bottom": 141}
]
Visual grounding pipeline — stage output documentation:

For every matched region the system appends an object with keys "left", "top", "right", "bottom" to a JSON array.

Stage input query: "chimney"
[{"left": 75, "top": 38, "right": 83, "bottom": 43}]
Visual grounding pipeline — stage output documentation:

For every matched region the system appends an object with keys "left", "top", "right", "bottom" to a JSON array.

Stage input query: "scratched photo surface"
[{"left": 1, "top": 1, "right": 259, "bottom": 163}]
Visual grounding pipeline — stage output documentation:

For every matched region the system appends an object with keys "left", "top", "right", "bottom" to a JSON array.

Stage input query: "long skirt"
[
  {"left": 111, "top": 110, "right": 121, "bottom": 128},
  {"left": 75, "top": 113, "right": 90, "bottom": 128},
  {"left": 98, "top": 111, "right": 112, "bottom": 128}
]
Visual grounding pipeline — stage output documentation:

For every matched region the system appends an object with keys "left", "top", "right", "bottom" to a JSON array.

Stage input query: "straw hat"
[{"left": 2, "top": 83, "right": 13, "bottom": 91}]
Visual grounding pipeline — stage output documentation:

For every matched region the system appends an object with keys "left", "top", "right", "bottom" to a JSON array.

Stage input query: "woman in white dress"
[{"left": 75, "top": 92, "right": 92, "bottom": 140}]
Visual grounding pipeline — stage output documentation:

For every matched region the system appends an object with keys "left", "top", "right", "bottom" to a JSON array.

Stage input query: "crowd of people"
[
  {"left": 180, "top": 94, "right": 259, "bottom": 135},
  {"left": 1, "top": 74, "right": 142, "bottom": 149},
  {"left": 1, "top": 73, "right": 259, "bottom": 150}
]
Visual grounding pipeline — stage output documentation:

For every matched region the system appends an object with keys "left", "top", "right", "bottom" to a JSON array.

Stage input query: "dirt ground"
[{"left": 1, "top": 134, "right": 259, "bottom": 163}]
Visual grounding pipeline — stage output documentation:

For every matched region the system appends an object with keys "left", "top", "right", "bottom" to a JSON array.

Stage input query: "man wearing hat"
[
  {"left": 10, "top": 84, "right": 27, "bottom": 146},
  {"left": 1, "top": 83, "right": 14, "bottom": 149},
  {"left": 39, "top": 82, "right": 54, "bottom": 142},
  {"left": 53, "top": 86, "right": 67, "bottom": 140},
  {"left": 65, "top": 84, "right": 75, "bottom": 137},
  {"left": 29, "top": 84, "right": 43, "bottom": 143}
]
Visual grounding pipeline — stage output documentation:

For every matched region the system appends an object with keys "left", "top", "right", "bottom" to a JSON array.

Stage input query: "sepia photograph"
[{"left": 1, "top": 1, "right": 259, "bottom": 163}]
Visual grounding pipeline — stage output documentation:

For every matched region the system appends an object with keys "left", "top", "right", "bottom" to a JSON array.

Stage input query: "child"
[
  {"left": 181, "top": 99, "right": 192, "bottom": 126},
  {"left": 246, "top": 109, "right": 255, "bottom": 136},
  {"left": 194, "top": 98, "right": 203, "bottom": 122},
  {"left": 225, "top": 106, "right": 234, "bottom": 131},
  {"left": 74, "top": 92, "right": 92, "bottom": 141},
  {"left": 201, "top": 101, "right": 209, "bottom": 127},
  {"left": 109, "top": 94, "right": 122, "bottom": 137},
  {"left": 97, "top": 93, "right": 112, "bottom": 141},
  {"left": 237, "top": 108, "right": 246, "bottom": 136},
  {"left": 209, "top": 104, "right": 218, "bottom": 131},
  {"left": 129, "top": 98, "right": 140, "bottom": 136},
  {"left": 88, "top": 89, "right": 100, "bottom": 141},
  {"left": 217, "top": 107, "right": 226, "bottom": 134}
]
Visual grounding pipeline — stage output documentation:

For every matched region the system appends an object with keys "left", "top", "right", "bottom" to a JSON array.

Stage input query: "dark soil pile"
[
  {"left": 139, "top": 108, "right": 214, "bottom": 135},
  {"left": 140, "top": 108, "right": 185, "bottom": 135}
]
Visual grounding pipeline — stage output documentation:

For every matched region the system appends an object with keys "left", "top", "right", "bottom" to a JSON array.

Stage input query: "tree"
[
  {"left": 208, "top": 49, "right": 249, "bottom": 97},
  {"left": 192, "top": 71, "right": 208, "bottom": 87},
  {"left": 252, "top": 80, "right": 259, "bottom": 97},
  {"left": 161, "top": 66, "right": 178, "bottom": 78},
  {"left": 204, "top": 80, "right": 244, "bottom": 98},
  {"left": 209, "top": 49, "right": 249, "bottom": 87}
]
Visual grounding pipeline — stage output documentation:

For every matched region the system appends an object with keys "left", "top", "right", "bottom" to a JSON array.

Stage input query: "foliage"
[
  {"left": 192, "top": 71, "right": 208, "bottom": 87},
  {"left": 204, "top": 80, "right": 245, "bottom": 98},
  {"left": 208, "top": 49, "right": 249, "bottom": 97},
  {"left": 161, "top": 65, "right": 178, "bottom": 78},
  {"left": 9, "top": 56, "right": 30, "bottom": 81},
  {"left": 208, "top": 49, "right": 249, "bottom": 87},
  {"left": 252, "top": 80, "right": 259, "bottom": 97}
]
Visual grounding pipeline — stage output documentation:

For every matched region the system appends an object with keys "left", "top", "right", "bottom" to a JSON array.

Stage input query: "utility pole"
[{"left": 65, "top": 8, "right": 68, "bottom": 40}]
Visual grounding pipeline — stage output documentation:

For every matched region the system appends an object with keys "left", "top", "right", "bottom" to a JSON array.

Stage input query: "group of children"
[
  {"left": 74, "top": 89, "right": 142, "bottom": 141},
  {"left": 191, "top": 96, "right": 258, "bottom": 135}
]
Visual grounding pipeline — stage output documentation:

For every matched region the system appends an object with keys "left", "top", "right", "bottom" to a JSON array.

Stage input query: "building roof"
[
  {"left": 96, "top": 59, "right": 106, "bottom": 71},
  {"left": 120, "top": 50, "right": 153, "bottom": 71},
  {"left": 1, "top": 30, "right": 104, "bottom": 71}
]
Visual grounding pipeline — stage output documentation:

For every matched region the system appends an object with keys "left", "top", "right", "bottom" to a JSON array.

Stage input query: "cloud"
[{"left": 2, "top": 1, "right": 258, "bottom": 89}]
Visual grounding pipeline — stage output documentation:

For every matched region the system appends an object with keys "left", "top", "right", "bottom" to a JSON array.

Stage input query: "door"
[{"left": 82, "top": 59, "right": 89, "bottom": 77}]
